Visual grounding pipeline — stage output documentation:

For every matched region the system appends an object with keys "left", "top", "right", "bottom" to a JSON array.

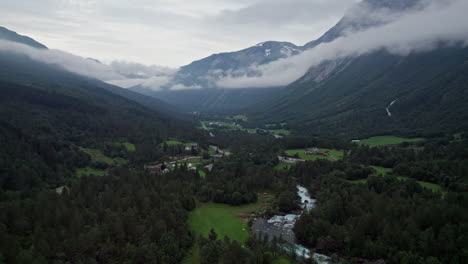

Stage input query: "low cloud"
[
  {"left": 0, "top": 39, "right": 177, "bottom": 89},
  {"left": 0, "top": 39, "right": 123, "bottom": 80},
  {"left": 216, "top": 0, "right": 468, "bottom": 88}
]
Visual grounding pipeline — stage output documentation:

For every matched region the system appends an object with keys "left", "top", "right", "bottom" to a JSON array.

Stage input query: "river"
[{"left": 252, "top": 185, "right": 330, "bottom": 263}]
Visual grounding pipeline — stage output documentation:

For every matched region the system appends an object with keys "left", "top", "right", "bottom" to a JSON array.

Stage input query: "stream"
[
  {"left": 252, "top": 185, "right": 330, "bottom": 264},
  {"left": 385, "top": 99, "right": 399, "bottom": 117}
]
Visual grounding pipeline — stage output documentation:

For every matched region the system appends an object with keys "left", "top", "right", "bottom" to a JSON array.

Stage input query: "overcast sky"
[{"left": 0, "top": 0, "right": 357, "bottom": 67}]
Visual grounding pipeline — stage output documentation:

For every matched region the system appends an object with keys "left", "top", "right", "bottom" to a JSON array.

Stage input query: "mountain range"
[
  {"left": 132, "top": 0, "right": 427, "bottom": 112},
  {"left": 0, "top": 27, "right": 199, "bottom": 189},
  {"left": 1, "top": 0, "right": 467, "bottom": 140}
]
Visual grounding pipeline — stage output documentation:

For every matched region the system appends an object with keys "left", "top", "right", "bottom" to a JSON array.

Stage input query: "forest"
[{"left": 1, "top": 115, "right": 468, "bottom": 263}]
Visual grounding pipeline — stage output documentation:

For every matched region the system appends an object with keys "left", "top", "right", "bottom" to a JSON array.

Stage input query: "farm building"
[
  {"left": 305, "top": 148, "right": 328, "bottom": 156},
  {"left": 145, "top": 164, "right": 170, "bottom": 174}
]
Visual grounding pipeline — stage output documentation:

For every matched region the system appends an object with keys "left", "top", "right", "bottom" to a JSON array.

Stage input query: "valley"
[{"left": 1, "top": 1, "right": 468, "bottom": 264}]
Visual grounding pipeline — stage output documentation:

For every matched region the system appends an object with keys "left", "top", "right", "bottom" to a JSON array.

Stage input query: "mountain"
[
  {"left": 130, "top": 86, "right": 284, "bottom": 112},
  {"left": 0, "top": 27, "right": 183, "bottom": 118},
  {"left": 130, "top": 0, "right": 425, "bottom": 113},
  {"left": 170, "top": 0, "right": 424, "bottom": 89},
  {"left": 0, "top": 30, "right": 197, "bottom": 190},
  {"left": 130, "top": 42, "right": 297, "bottom": 111},
  {"left": 250, "top": 45, "right": 468, "bottom": 139},
  {"left": 171, "top": 41, "right": 302, "bottom": 88},
  {"left": 304, "top": 0, "right": 423, "bottom": 49},
  {"left": 242, "top": 0, "right": 468, "bottom": 139},
  {"left": 0, "top": 26, "right": 48, "bottom": 49}
]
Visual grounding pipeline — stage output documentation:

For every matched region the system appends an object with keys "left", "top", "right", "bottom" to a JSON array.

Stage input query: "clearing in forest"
[
  {"left": 358, "top": 136, "right": 424, "bottom": 146},
  {"left": 188, "top": 194, "right": 273, "bottom": 243}
]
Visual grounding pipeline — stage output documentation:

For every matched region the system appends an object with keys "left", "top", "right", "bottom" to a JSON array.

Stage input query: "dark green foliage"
[
  {"left": 0, "top": 52, "right": 201, "bottom": 190},
  {"left": 251, "top": 47, "right": 468, "bottom": 139},
  {"left": 132, "top": 86, "right": 284, "bottom": 112},
  {"left": 277, "top": 191, "right": 299, "bottom": 212},
  {"left": 198, "top": 231, "right": 289, "bottom": 264},
  {"left": 0, "top": 170, "right": 195, "bottom": 264},
  {"left": 290, "top": 138, "right": 468, "bottom": 263},
  {"left": 348, "top": 138, "right": 468, "bottom": 191}
]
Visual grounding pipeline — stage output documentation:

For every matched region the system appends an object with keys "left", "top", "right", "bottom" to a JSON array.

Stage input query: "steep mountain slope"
[
  {"left": 0, "top": 48, "right": 195, "bottom": 191},
  {"left": 304, "top": 0, "right": 423, "bottom": 49},
  {"left": 130, "top": 41, "right": 297, "bottom": 111},
  {"left": 130, "top": 0, "right": 425, "bottom": 112},
  {"left": 172, "top": 41, "right": 302, "bottom": 88},
  {"left": 131, "top": 86, "right": 284, "bottom": 112},
  {"left": 0, "top": 26, "right": 184, "bottom": 118},
  {"left": 251, "top": 47, "right": 468, "bottom": 138},
  {"left": 0, "top": 26, "right": 47, "bottom": 49}
]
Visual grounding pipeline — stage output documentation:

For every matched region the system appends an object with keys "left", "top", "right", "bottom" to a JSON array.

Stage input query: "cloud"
[
  {"left": 215, "top": 0, "right": 468, "bottom": 88},
  {"left": 217, "top": 0, "right": 357, "bottom": 26},
  {"left": 0, "top": 39, "right": 177, "bottom": 89},
  {"left": 0, "top": 39, "right": 123, "bottom": 80},
  {"left": 0, "top": 0, "right": 356, "bottom": 66},
  {"left": 110, "top": 61, "right": 177, "bottom": 79}
]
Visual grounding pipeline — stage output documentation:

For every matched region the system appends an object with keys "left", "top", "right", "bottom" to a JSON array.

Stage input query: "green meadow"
[
  {"left": 183, "top": 195, "right": 275, "bottom": 263},
  {"left": 79, "top": 147, "right": 127, "bottom": 166},
  {"left": 268, "top": 129, "right": 291, "bottom": 135},
  {"left": 359, "top": 136, "right": 424, "bottom": 146},
  {"left": 120, "top": 142, "right": 136, "bottom": 152},
  {"left": 76, "top": 167, "right": 106, "bottom": 177},
  {"left": 189, "top": 195, "right": 273, "bottom": 243},
  {"left": 285, "top": 148, "right": 344, "bottom": 161},
  {"left": 348, "top": 166, "right": 446, "bottom": 194}
]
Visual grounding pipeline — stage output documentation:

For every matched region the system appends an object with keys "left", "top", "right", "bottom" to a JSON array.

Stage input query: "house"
[
  {"left": 191, "top": 143, "right": 199, "bottom": 150},
  {"left": 205, "top": 164, "right": 214, "bottom": 171},
  {"left": 145, "top": 164, "right": 170, "bottom": 174},
  {"left": 55, "top": 186, "right": 69, "bottom": 195},
  {"left": 278, "top": 156, "right": 304, "bottom": 164},
  {"left": 305, "top": 147, "right": 328, "bottom": 156},
  {"left": 210, "top": 154, "right": 223, "bottom": 159}
]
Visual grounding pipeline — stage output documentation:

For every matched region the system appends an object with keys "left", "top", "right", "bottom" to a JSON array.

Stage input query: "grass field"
[
  {"left": 80, "top": 148, "right": 127, "bottom": 166},
  {"left": 274, "top": 161, "right": 293, "bottom": 170},
  {"left": 76, "top": 167, "right": 106, "bottom": 177},
  {"left": 201, "top": 121, "right": 240, "bottom": 130},
  {"left": 371, "top": 166, "right": 392, "bottom": 175},
  {"left": 120, "top": 142, "right": 136, "bottom": 152},
  {"left": 359, "top": 136, "right": 424, "bottom": 146},
  {"left": 189, "top": 195, "right": 273, "bottom": 243},
  {"left": 198, "top": 170, "right": 206, "bottom": 178},
  {"left": 228, "top": 115, "right": 248, "bottom": 122},
  {"left": 164, "top": 139, "right": 185, "bottom": 145},
  {"left": 285, "top": 148, "right": 344, "bottom": 161},
  {"left": 269, "top": 129, "right": 291, "bottom": 136},
  {"left": 397, "top": 176, "right": 446, "bottom": 194},
  {"left": 183, "top": 195, "right": 275, "bottom": 264},
  {"left": 203, "top": 120, "right": 291, "bottom": 136}
]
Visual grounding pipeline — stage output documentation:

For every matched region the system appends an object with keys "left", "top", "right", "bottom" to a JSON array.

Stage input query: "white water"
[
  {"left": 386, "top": 99, "right": 399, "bottom": 117},
  {"left": 263, "top": 185, "right": 330, "bottom": 263}
]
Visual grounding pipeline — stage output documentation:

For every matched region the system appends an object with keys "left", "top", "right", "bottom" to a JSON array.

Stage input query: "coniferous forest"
[{"left": 2, "top": 1, "right": 468, "bottom": 263}]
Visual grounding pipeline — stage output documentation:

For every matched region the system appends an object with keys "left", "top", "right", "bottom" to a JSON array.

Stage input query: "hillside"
[
  {"left": 0, "top": 26, "right": 47, "bottom": 49},
  {"left": 131, "top": 86, "right": 284, "bottom": 112},
  {"left": 171, "top": 41, "right": 302, "bottom": 89},
  {"left": 250, "top": 47, "right": 468, "bottom": 138},
  {"left": 0, "top": 50, "right": 197, "bottom": 191}
]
